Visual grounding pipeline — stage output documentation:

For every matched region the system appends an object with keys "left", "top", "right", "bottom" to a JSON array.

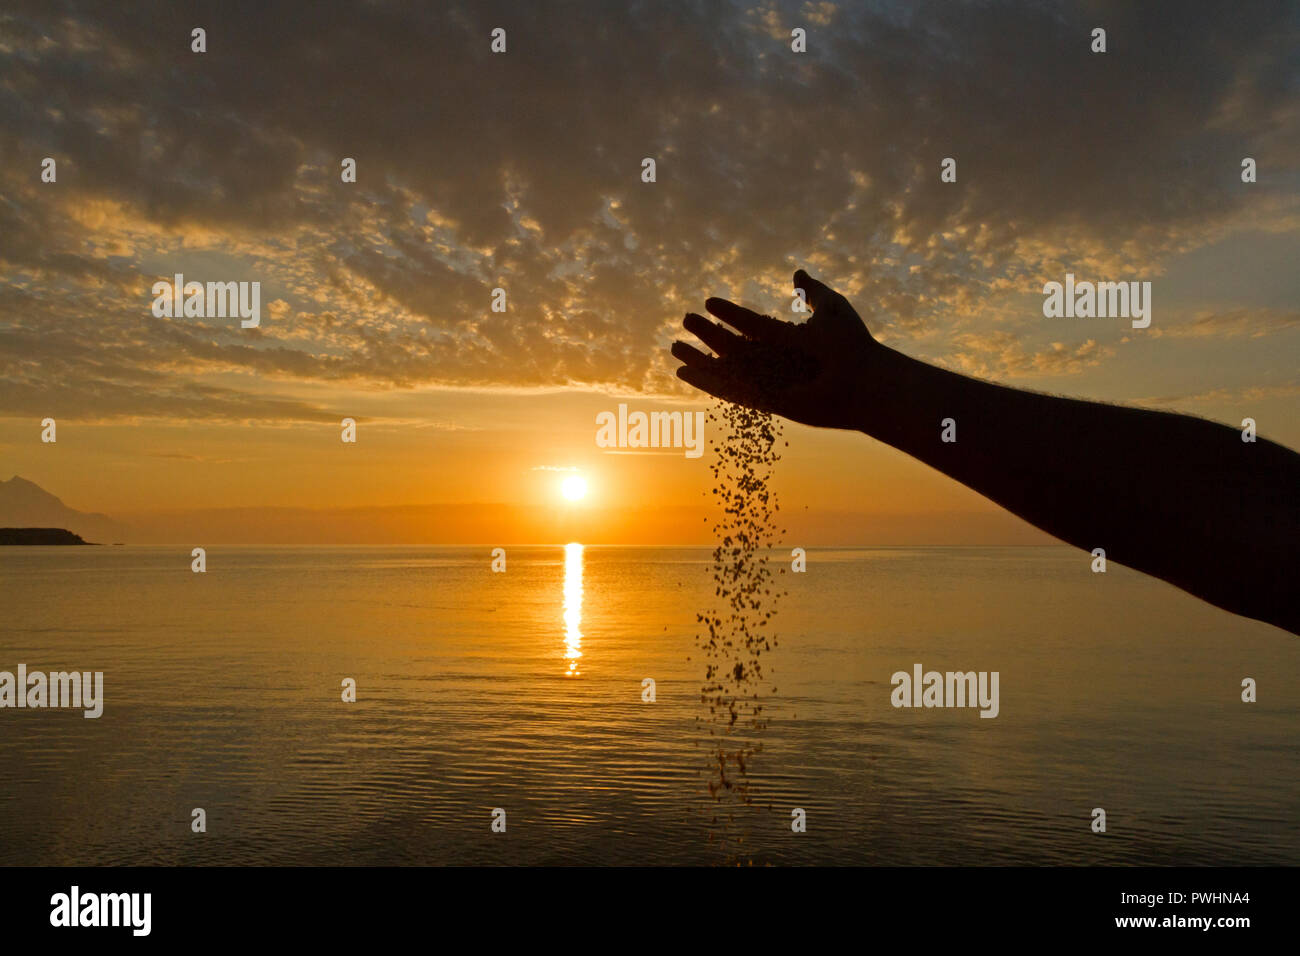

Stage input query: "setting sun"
[{"left": 560, "top": 474, "right": 588, "bottom": 501}]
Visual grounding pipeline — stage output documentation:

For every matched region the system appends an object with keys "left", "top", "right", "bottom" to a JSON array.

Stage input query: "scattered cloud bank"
[{"left": 1, "top": 0, "right": 1296, "bottom": 421}]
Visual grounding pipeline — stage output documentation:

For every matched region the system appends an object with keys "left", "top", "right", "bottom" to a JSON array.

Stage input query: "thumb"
[
  {"left": 794, "top": 268, "right": 874, "bottom": 346},
  {"left": 793, "top": 269, "right": 846, "bottom": 313}
]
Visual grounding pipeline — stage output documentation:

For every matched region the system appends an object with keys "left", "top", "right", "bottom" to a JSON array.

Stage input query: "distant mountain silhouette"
[
  {"left": 0, "top": 527, "right": 91, "bottom": 545},
  {"left": 0, "top": 476, "right": 125, "bottom": 543}
]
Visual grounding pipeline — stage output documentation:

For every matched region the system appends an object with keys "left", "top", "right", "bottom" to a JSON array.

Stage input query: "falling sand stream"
[{"left": 695, "top": 399, "right": 788, "bottom": 861}]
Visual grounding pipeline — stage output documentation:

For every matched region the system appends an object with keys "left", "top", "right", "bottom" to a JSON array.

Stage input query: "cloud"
[
  {"left": 1138, "top": 381, "right": 1300, "bottom": 407},
  {"left": 1149, "top": 307, "right": 1300, "bottom": 339},
  {"left": 947, "top": 329, "right": 1116, "bottom": 379},
  {"left": 0, "top": 0, "right": 1296, "bottom": 420}
]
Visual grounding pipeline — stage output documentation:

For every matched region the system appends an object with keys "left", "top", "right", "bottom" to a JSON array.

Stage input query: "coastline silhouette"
[
  {"left": 674, "top": 269, "right": 1300, "bottom": 637},
  {"left": 0, "top": 527, "right": 91, "bottom": 546}
]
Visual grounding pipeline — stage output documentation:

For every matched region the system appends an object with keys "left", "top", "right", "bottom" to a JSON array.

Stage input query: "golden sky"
[{"left": 1, "top": 1, "right": 1297, "bottom": 543}]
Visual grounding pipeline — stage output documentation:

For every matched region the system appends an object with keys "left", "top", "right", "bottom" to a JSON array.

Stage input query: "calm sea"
[{"left": 1, "top": 545, "right": 1296, "bottom": 865}]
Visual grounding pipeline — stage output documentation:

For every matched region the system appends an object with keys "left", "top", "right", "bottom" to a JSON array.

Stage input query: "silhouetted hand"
[
  {"left": 672, "top": 269, "right": 880, "bottom": 429},
  {"left": 671, "top": 269, "right": 1300, "bottom": 636}
]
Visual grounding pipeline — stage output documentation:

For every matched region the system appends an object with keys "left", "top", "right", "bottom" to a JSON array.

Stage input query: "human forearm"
[
  {"left": 855, "top": 344, "right": 1300, "bottom": 634},
  {"left": 676, "top": 270, "right": 1299, "bottom": 634}
]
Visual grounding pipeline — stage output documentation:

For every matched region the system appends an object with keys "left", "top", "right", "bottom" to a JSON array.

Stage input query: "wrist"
[{"left": 852, "top": 340, "right": 906, "bottom": 437}]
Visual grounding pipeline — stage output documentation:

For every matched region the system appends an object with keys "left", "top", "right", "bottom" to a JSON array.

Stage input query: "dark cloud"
[{"left": 0, "top": 0, "right": 1295, "bottom": 420}]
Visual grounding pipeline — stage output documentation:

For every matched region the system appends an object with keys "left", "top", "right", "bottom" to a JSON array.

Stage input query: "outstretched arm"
[{"left": 672, "top": 270, "right": 1300, "bottom": 636}]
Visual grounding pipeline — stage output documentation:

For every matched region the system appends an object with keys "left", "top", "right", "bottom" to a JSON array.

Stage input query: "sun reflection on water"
[{"left": 563, "top": 542, "right": 583, "bottom": 676}]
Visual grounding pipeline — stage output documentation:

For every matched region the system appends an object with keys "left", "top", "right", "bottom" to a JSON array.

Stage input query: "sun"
[{"left": 561, "top": 474, "right": 588, "bottom": 501}]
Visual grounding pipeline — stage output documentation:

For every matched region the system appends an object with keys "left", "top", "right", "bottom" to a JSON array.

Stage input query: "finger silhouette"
[
  {"left": 675, "top": 362, "right": 738, "bottom": 402},
  {"left": 704, "top": 297, "right": 788, "bottom": 341},
  {"left": 683, "top": 312, "right": 742, "bottom": 357},
  {"left": 793, "top": 269, "right": 842, "bottom": 312},
  {"left": 671, "top": 339, "right": 719, "bottom": 369}
]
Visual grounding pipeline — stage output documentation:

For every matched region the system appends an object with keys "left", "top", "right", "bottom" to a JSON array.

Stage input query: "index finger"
[{"left": 703, "top": 297, "right": 790, "bottom": 341}]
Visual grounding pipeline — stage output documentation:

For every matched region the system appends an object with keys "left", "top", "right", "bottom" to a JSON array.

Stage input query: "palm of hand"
[{"left": 672, "top": 269, "right": 877, "bottom": 429}]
